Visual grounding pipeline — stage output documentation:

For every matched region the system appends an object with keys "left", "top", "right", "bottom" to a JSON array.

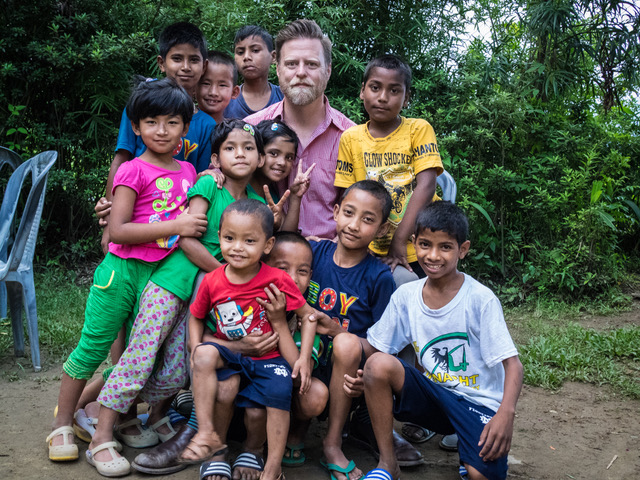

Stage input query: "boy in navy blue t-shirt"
[{"left": 284, "top": 180, "right": 395, "bottom": 480}]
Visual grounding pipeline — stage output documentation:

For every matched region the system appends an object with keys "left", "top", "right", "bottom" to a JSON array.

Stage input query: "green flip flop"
[
  {"left": 282, "top": 443, "right": 305, "bottom": 467},
  {"left": 320, "top": 460, "right": 361, "bottom": 480}
]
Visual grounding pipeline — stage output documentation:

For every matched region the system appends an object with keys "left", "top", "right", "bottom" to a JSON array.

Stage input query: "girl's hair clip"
[
  {"left": 271, "top": 123, "right": 279, "bottom": 131},
  {"left": 243, "top": 124, "right": 255, "bottom": 136},
  {"left": 145, "top": 77, "right": 157, "bottom": 82}
]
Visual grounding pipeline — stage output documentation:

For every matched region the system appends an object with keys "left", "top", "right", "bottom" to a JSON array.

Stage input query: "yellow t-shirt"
[{"left": 334, "top": 117, "right": 443, "bottom": 262}]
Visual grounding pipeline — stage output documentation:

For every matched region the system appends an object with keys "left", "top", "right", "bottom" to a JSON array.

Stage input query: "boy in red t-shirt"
[{"left": 184, "top": 199, "right": 319, "bottom": 480}]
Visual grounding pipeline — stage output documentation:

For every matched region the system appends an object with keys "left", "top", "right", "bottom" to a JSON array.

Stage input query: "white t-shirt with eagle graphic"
[{"left": 367, "top": 274, "right": 518, "bottom": 413}]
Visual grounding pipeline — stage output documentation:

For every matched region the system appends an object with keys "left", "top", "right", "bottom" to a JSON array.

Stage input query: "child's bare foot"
[
  {"left": 322, "top": 444, "right": 363, "bottom": 480},
  {"left": 260, "top": 464, "right": 284, "bottom": 480},
  {"left": 232, "top": 450, "right": 264, "bottom": 480},
  {"left": 179, "top": 432, "right": 227, "bottom": 464},
  {"left": 88, "top": 436, "right": 124, "bottom": 463}
]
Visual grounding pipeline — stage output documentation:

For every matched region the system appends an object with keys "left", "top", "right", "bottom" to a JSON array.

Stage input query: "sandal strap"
[
  {"left": 201, "top": 460, "right": 231, "bottom": 480},
  {"left": 89, "top": 441, "right": 120, "bottom": 455},
  {"left": 150, "top": 416, "right": 174, "bottom": 432},
  {"left": 116, "top": 418, "right": 142, "bottom": 430},
  {"left": 233, "top": 452, "right": 264, "bottom": 471},
  {"left": 46, "top": 425, "right": 74, "bottom": 444}
]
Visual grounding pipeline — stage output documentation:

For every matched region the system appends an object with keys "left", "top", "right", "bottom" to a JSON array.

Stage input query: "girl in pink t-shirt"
[{"left": 48, "top": 78, "right": 207, "bottom": 476}]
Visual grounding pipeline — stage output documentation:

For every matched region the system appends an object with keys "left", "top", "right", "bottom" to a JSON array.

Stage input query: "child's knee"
[
  {"left": 331, "top": 333, "right": 362, "bottom": 364},
  {"left": 296, "top": 380, "right": 328, "bottom": 418},
  {"left": 192, "top": 344, "right": 221, "bottom": 371},
  {"left": 363, "top": 352, "right": 400, "bottom": 381},
  {"left": 245, "top": 407, "right": 267, "bottom": 424}
]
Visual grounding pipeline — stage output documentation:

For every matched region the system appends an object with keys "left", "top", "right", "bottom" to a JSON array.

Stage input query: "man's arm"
[{"left": 478, "top": 355, "right": 524, "bottom": 461}]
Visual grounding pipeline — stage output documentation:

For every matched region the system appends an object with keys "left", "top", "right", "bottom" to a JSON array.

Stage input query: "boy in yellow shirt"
[{"left": 334, "top": 54, "right": 443, "bottom": 286}]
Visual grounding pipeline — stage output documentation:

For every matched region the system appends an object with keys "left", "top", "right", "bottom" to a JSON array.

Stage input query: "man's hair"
[
  {"left": 256, "top": 120, "right": 299, "bottom": 155},
  {"left": 207, "top": 50, "right": 238, "bottom": 85},
  {"left": 211, "top": 119, "right": 264, "bottom": 156},
  {"left": 126, "top": 77, "right": 193, "bottom": 125},
  {"left": 275, "top": 19, "right": 332, "bottom": 66},
  {"left": 265, "top": 231, "right": 312, "bottom": 261},
  {"left": 363, "top": 54, "right": 412, "bottom": 93},
  {"left": 414, "top": 201, "right": 469, "bottom": 246},
  {"left": 340, "top": 180, "right": 392, "bottom": 223},
  {"left": 220, "top": 198, "right": 274, "bottom": 238},
  {"left": 234, "top": 25, "right": 274, "bottom": 51},
  {"left": 158, "top": 22, "right": 207, "bottom": 61}
]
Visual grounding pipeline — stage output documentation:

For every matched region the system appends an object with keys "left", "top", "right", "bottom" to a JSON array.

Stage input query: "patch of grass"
[
  {"left": 506, "top": 300, "right": 640, "bottom": 398},
  {"left": 0, "top": 268, "right": 89, "bottom": 364}
]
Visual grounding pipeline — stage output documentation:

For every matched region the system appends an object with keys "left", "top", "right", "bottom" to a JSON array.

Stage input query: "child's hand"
[
  {"left": 238, "top": 331, "right": 280, "bottom": 357},
  {"left": 289, "top": 162, "right": 316, "bottom": 198},
  {"left": 292, "top": 357, "right": 311, "bottom": 394},
  {"left": 264, "top": 186, "right": 290, "bottom": 230},
  {"left": 382, "top": 238, "right": 412, "bottom": 273},
  {"left": 175, "top": 210, "right": 208, "bottom": 237},
  {"left": 198, "top": 168, "right": 225, "bottom": 189},
  {"left": 478, "top": 407, "right": 515, "bottom": 461},
  {"left": 311, "top": 310, "right": 344, "bottom": 337},
  {"left": 256, "top": 283, "right": 287, "bottom": 324},
  {"left": 95, "top": 197, "right": 112, "bottom": 227},
  {"left": 343, "top": 369, "right": 364, "bottom": 397}
]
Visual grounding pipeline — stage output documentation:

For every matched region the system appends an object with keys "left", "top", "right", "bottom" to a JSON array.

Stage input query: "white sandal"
[
  {"left": 114, "top": 418, "right": 158, "bottom": 448},
  {"left": 149, "top": 416, "right": 177, "bottom": 442},
  {"left": 46, "top": 425, "right": 78, "bottom": 461},
  {"left": 86, "top": 441, "right": 130, "bottom": 477},
  {"left": 73, "top": 408, "right": 124, "bottom": 451}
]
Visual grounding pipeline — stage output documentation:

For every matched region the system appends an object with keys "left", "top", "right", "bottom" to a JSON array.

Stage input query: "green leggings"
[{"left": 63, "top": 253, "right": 155, "bottom": 380}]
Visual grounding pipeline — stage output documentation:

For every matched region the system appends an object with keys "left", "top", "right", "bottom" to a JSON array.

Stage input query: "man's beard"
[{"left": 282, "top": 79, "right": 326, "bottom": 106}]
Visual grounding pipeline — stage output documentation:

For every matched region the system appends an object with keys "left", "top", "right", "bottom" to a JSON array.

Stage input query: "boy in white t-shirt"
[{"left": 348, "top": 201, "right": 523, "bottom": 480}]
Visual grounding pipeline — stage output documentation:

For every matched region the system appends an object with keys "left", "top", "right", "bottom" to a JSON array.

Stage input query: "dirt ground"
[{"left": 1, "top": 306, "right": 639, "bottom": 480}]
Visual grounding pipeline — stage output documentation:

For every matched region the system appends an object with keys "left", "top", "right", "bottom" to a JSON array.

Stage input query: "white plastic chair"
[
  {"left": 0, "top": 151, "right": 57, "bottom": 371},
  {"left": 436, "top": 170, "right": 457, "bottom": 203},
  {"left": 0, "top": 147, "right": 22, "bottom": 318}
]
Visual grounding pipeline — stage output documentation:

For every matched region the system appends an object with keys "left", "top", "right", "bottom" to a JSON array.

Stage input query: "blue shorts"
[
  {"left": 202, "top": 343, "right": 293, "bottom": 411},
  {"left": 393, "top": 359, "right": 508, "bottom": 480}
]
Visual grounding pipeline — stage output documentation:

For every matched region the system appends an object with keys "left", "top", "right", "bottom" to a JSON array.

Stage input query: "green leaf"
[
  {"left": 468, "top": 201, "right": 497, "bottom": 233},
  {"left": 597, "top": 211, "right": 616, "bottom": 230},
  {"left": 623, "top": 199, "right": 640, "bottom": 223}
]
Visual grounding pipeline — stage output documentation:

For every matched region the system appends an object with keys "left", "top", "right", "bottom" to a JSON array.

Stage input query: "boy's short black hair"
[
  {"left": 207, "top": 50, "right": 238, "bottom": 85},
  {"left": 363, "top": 54, "right": 412, "bottom": 93},
  {"left": 234, "top": 25, "right": 274, "bottom": 51},
  {"left": 126, "top": 77, "right": 193, "bottom": 125},
  {"left": 211, "top": 119, "right": 264, "bottom": 156},
  {"left": 256, "top": 120, "right": 299, "bottom": 155},
  {"left": 220, "top": 198, "right": 274, "bottom": 238},
  {"left": 271, "top": 231, "right": 312, "bottom": 256},
  {"left": 158, "top": 22, "right": 207, "bottom": 61},
  {"left": 414, "top": 201, "right": 469, "bottom": 246},
  {"left": 340, "top": 180, "right": 392, "bottom": 224}
]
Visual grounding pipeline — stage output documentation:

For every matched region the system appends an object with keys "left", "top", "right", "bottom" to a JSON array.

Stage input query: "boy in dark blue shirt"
[
  {"left": 224, "top": 25, "right": 283, "bottom": 119},
  {"left": 284, "top": 180, "right": 395, "bottom": 480}
]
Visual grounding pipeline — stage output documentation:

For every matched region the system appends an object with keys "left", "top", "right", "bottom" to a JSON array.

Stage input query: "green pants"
[{"left": 63, "top": 253, "right": 156, "bottom": 380}]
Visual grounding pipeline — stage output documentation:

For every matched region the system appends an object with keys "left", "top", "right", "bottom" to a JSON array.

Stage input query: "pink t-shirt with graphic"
[{"left": 109, "top": 157, "right": 197, "bottom": 262}]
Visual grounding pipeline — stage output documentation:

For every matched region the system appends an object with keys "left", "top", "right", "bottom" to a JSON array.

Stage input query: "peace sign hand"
[
  {"left": 289, "top": 162, "right": 316, "bottom": 198},
  {"left": 264, "top": 185, "right": 291, "bottom": 230}
]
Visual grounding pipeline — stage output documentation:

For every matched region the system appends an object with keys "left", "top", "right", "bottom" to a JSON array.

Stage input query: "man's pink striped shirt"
[{"left": 245, "top": 98, "right": 355, "bottom": 239}]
